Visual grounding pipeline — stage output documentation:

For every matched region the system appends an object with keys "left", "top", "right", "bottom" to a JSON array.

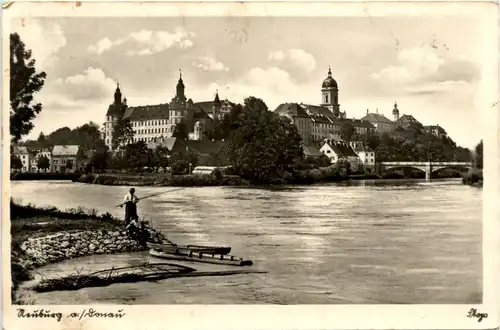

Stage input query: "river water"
[{"left": 11, "top": 179, "right": 482, "bottom": 304}]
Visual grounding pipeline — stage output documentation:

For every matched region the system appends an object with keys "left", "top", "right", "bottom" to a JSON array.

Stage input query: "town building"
[
  {"left": 103, "top": 71, "right": 231, "bottom": 150},
  {"left": 424, "top": 125, "right": 448, "bottom": 138},
  {"left": 12, "top": 146, "right": 30, "bottom": 172},
  {"left": 319, "top": 140, "right": 360, "bottom": 170},
  {"left": 361, "top": 109, "right": 396, "bottom": 134},
  {"left": 51, "top": 145, "right": 80, "bottom": 173},
  {"left": 349, "top": 141, "right": 376, "bottom": 170}
]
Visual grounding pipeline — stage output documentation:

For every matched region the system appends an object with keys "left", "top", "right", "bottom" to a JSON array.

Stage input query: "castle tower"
[
  {"left": 320, "top": 66, "right": 340, "bottom": 117},
  {"left": 104, "top": 82, "right": 125, "bottom": 149},
  {"left": 392, "top": 101, "right": 400, "bottom": 121},
  {"left": 167, "top": 70, "right": 193, "bottom": 137}
]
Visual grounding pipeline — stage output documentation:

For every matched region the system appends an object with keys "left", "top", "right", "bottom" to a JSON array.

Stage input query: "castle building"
[{"left": 103, "top": 71, "right": 232, "bottom": 150}]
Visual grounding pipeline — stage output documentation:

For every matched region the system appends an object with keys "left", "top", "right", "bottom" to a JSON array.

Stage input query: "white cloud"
[
  {"left": 371, "top": 46, "right": 445, "bottom": 85},
  {"left": 192, "top": 56, "right": 229, "bottom": 72},
  {"left": 88, "top": 28, "right": 195, "bottom": 56},
  {"left": 268, "top": 48, "right": 316, "bottom": 73},
  {"left": 203, "top": 66, "right": 316, "bottom": 110},
  {"left": 53, "top": 67, "right": 116, "bottom": 101},
  {"left": 87, "top": 37, "right": 114, "bottom": 56},
  {"left": 11, "top": 18, "right": 67, "bottom": 70}
]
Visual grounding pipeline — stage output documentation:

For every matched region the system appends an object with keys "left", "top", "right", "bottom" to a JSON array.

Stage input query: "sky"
[{"left": 10, "top": 16, "right": 487, "bottom": 148}]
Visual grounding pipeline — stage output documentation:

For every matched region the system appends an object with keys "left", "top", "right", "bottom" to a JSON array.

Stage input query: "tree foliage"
[
  {"left": 206, "top": 104, "right": 244, "bottom": 140},
  {"left": 65, "top": 159, "right": 73, "bottom": 171},
  {"left": 224, "top": 97, "right": 304, "bottom": 183},
  {"left": 358, "top": 128, "right": 471, "bottom": 163},
  {"left": 340, "top": 121, "right": 355, "bottom": 142},
  {"left": 11, "top": 155, "right": 23, "bottom": 171},
  {"left": 37, "top": 155, "right": 50, "bottom": 171},
  {"left": 22, "top": 122, "right": 106, "bottom": 151},
  {"left": 10, "top": 33, "right": 47, "bottom": 143},
  {"left": 474, "top": 140, "right": 483, "bottom": 169},
  {"left": 172, "top": 119, "right": 189, "bottom": 140},
  {"left": 112, "top": 118, "right": 134, "bottom": 149}
]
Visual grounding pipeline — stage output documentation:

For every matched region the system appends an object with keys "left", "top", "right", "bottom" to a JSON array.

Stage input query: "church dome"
[{"left": 322, "top": 68, "right": 338, "bottom": 89}]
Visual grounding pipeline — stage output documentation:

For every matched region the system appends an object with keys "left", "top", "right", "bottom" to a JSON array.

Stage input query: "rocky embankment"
[{"left": 18, "top": 228, "right": 166, "bottom": 270}]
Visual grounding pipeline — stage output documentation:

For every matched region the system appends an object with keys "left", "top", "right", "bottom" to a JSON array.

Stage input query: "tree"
[
  {"left": 474, "top": 140, "right": 483, "bottom": 169},
  {"left": 11, "top": 155, "right": 23, "bottom": 171},
  {"left": 340, "top": 121, "right": 355, "bottom": 142},
  {"left": 37, "top": 155, "right": 50, "bottom": 172},
  {"left": 10, "top": 33, "right": 47, "bottom": 143},
  {"left": 37, "top": 132, "right": 47, "bottom": 147},
  {"left": 173, "top": 119, "right": 189, "bottom": 140},
  {"left": 170, "top": 152, "right": 190, "bottom": 175},
  {"left": 124, "top": 141, "right": 149, "bottom": 171},
  {"left": 112, "top": 118, "right": 134, "bottom": 149},
  {"left": 65, "top": 159, "right": 73, "bottom": 171},
  {"left": 224, "top": 97, "right": 304, "bottom": 183},
  {"left": 152, "top": 145, "right": 170, "bottom": 172},
  {"left": 90, "top": 148, "right": 110, "bottom": 172}
]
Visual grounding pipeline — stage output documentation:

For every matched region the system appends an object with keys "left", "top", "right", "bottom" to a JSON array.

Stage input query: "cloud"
[
  {"left": 88, "top": 28, "right": 195, "bottom": 56},
  {"left": 53, "top": 67, "right": 116, "bottom": 101},
  {"left": 268, "top": 48, "right": 316, "bottom": 73},
  {"left": 87, "top": 37, "right": 115, "bottom": 56},
  {"left": 370, "top": 45, "right": 479, "bottom": 94},
  {"left": 11, "top": 18, "right": 67, "bottom": 70},
  {"left": 192, "top": 56, "right": 229, "bottom": 72}
]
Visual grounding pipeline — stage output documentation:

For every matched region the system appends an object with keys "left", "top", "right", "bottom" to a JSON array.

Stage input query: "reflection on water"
[{"left": 12, "top": 179, "right": 482, "bottom": 304}]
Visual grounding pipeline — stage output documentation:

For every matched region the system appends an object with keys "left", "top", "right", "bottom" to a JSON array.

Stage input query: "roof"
[
  {"left": 12, "top": 146, "right": 29, "bottom": 154},
  {"left": 106, "top": 103, "right": 126, "bottom": 117},
  {"left": 361, "top": 113, "right": 394, "bottom": 124},
  {"left": 323, "top": 141, "right": 359, "bottom": 158},
  {"left": 309, "top": 113, "right": 334, "bottom": 124},
  {"left": 350, "top": 141, "right": 374, "bottom": 153},
  {"left": 397, "top": 114, "right": 422, "bottom": 126},
  {"left": 300, "top": 103, "right": 335, "bottom": 119},
  {"left": 274, "top": 103, "right": 310, "bottom": 119},
  {"left": 122, "top": 104, "right": 170, "bottom": 121},
  {"left": 185, "top": 140, "right": 224, "bottom": 156},
  {"left": 303, "top": 145, "right": 323, "bottom": 157},
  {"left": 52, "top": 145, "right": 80, "bottom": 156},
  {"left": 351, "top": 119, "right": 375, "bottom": 129},
  {"left": 147, "top": 137, "right": 183, "bottom": 153}
]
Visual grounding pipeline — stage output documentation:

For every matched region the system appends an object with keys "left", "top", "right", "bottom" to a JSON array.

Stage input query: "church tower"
[
  {"left": 320, "top": 67, "right": 340, "bottom": 117},
  {"left": 392, "top": 101, "right": 400, "bottom": 121}
]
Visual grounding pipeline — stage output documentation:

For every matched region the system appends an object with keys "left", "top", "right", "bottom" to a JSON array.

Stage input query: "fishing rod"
[{"left": 116, "top": 187, "right": 185, "bottom": 207}]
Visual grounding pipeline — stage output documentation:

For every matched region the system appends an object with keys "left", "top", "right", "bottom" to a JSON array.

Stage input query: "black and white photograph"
[{"left": 3, "top": 1, "right": 498, "bottom": 329}]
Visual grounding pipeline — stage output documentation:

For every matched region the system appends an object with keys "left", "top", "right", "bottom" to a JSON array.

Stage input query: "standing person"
[{"left": 121, "top": 188, "right": 139, "bottom": 223}]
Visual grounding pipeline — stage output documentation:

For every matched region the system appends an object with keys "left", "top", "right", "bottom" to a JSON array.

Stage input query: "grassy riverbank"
[{"left": 10, "top": 200, "right": 166, "bottom": 304}]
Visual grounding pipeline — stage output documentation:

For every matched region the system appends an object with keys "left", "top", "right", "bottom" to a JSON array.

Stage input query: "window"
[{"left": 326, "top": 94, "right": 329, "bottom": 103}]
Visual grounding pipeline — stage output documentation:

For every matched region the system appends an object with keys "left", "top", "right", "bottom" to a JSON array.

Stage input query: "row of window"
[{"left": 135, "top": 128, "right": 171, "bottom": 135}]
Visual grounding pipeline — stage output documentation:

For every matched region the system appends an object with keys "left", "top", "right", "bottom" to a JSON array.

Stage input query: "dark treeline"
[{"left": 20, "top": 122, "right": 106, "bottom": 151}]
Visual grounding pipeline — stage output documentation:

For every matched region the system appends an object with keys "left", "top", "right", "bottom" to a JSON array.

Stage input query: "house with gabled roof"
[
  {"left": 12, "top": 146, "right": 31, "bottom": 172},
  {"left": 319, "top": 140, "right": 360, "bottom": 170},
  {"left": 51, "top": 145, "right": 81, "bottom": 173},
  {"left": 349, "top": 141, "right": 376, "bottom": 170}
]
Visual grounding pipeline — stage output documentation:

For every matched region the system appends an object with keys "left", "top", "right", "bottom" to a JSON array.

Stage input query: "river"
[{"left": 11, "top": 179, "right": 482, "bottom": 304}]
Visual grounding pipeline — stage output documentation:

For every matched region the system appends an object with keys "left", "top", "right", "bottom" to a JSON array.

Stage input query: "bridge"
[{"left": 379, "top": 161, "right": 473, "bottom": 180}]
